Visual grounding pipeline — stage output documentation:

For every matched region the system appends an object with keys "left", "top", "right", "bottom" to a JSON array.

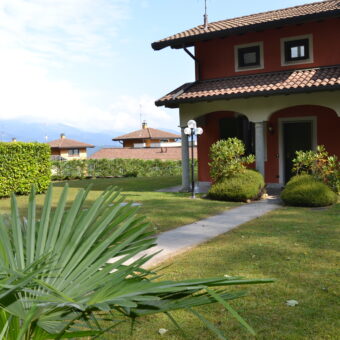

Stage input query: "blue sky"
[{"left": 0, "top": 0, "right": 319, "bottom": 136}]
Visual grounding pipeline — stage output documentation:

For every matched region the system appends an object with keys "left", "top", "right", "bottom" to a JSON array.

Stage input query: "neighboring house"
[
  {"left": 152, "top": 0, "right": 340, "bottom": 190},
  {"left": 113, "top": 121, "right": 181, "bottom": 148},
  {"left": 91, "top": 122, "right": 197, "bottom": 160},
  {"left": 47, "top": 134, "right": 94, "bottom": 160}
]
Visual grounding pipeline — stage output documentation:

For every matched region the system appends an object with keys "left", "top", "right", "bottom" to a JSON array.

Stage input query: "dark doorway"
[
  {"left": 219, "top": 116, "right": 255, "bottom": 155},
  {"left": 283, "top": 121, "right": 313, "bottom": 183}
]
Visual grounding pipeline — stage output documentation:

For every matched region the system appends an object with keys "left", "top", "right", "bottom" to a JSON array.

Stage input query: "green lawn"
[
  {"left": 0, "top": 176, "right": 239, "bottom": 233},
  {"left": 111, "top": 203, "right": 340, "bottom": 339}
]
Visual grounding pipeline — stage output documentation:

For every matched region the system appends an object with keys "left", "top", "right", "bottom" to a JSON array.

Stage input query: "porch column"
[
  {"left": 180, "top": 127, "right": 190, "bottom": 192},
  {"left": 255, "top": 121, "right": 265, "bottom": 177}
]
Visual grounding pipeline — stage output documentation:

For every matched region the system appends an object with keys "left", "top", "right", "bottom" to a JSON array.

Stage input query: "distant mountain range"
[
  {"left": 0, "top": 120, "right": 181, "bottom": 156},
  {"left": 0, "top": 120, "right": 116, "bottom": 145}
]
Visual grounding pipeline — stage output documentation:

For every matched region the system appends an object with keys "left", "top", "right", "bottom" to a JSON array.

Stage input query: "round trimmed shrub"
[
  {"left": 281, "top": 174, "right": 337, "bottom": 207},
  {"left": 208, "top": 170, "right": 265, "bottom": 202}
]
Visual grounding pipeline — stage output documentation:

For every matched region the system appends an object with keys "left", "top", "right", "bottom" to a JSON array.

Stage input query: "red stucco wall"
[
  {"left": 198, "top": 111, "right": 236, "bottom": 182},
  {"left": 198, "top": 106, "right": 340, "bottom": 183},
  {"left": 195, "top": 18, "right": 340, "bottom": 80}
]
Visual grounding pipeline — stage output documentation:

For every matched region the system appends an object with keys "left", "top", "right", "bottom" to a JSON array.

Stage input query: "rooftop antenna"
[{"left": 203, "top": 0, "right": 208, "bottom": 30}]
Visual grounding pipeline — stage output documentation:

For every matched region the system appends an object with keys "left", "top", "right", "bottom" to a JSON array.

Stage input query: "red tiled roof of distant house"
[
  {"left": 113, "top": 127, "right": 180, "bottom": 141},
  {"left": 47, "top": 138, "right": 94, "bottom": 149},
  {"left": 90, "top": 147, "right": 197, "bottom": 160},
  {"left": 156, "top": 65, "right": 340, "bottom": 107},
  {"left": 152, "top": 0, "right": 340, "bottom": 50}
]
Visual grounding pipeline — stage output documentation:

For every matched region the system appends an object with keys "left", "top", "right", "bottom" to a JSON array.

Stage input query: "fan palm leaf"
[{"left": 0, "top": 184, "right": 273, "bottom": 339}]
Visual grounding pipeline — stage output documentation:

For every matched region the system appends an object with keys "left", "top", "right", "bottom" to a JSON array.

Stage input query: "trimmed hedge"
[
  {"left": 281, "top": 174, "right": 337, "bottom": 207},
  {"left": 0, "top": 142, "right": 51, "bottom": 197},
  {"left": 51, "top": 158, "right": 194, "bottom": 180},
  {"left": 208, "top": 170, "right": 265, "bottom": 202}
]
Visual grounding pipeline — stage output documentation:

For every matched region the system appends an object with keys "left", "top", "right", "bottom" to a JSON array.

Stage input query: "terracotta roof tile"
[
  {"left": 47, "top": 138, "right": 94, "bottom": 149},
  {"left": 113, "top": 127, "right": 180, "bottom": 141},
  {"left": 152, "top": 0, "right": 340, "bottom": 50},
  {"left": 156, "top": 65, "right": 340, "bottom": 107},
  {"left": 90, "top": 147, "right": 197, "bottom": 160}
]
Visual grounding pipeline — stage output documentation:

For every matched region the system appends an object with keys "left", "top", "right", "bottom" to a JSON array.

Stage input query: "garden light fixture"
[{"left": 184, "top": 119, "right": 203, "bottom": 199}]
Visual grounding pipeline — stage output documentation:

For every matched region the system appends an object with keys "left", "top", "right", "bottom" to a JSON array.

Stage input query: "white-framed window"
[
  {"left": 281, "top": 34, "right": 313, "bottom": 66},
  {"left": 234, "top": 42, "right": 264, "bottom": 72},
  {"left": 68, "top": 148, "right": 80, "bottom": 156}
]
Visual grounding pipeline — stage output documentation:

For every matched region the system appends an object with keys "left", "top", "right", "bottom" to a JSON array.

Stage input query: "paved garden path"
[{"left": 126, "top": 195, "right": 282, "bottom": 268}]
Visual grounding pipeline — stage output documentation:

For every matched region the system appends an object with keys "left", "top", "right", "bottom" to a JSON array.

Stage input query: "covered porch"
[{"left": 178, "top": 90, "right": 340, "bottom": 191}]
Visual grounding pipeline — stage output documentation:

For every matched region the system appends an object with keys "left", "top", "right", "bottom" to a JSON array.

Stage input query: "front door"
[{"left": 283, "top": 121, "right": 313, "bottom": 183}]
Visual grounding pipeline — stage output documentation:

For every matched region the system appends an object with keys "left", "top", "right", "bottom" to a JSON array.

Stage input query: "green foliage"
[
  {"left": 281, "top": 174, "right": 337, "bottom": 207},
  {"left": 209, "top": 138, "right": 255, "bottom": 182},
  {"left": 0, "top": 185, "right": 272, "bottom": 339},
  {"left": 52, "top": 159, "right": 88, "bottom": 180},
  {"left": 51, "top": 158, "right": 195, "bottom": 180},
  {"left": 0, "top": 142, "right": 51, "bottom": 197},
  {"left": 208, "top": 169, "right": 265, "bottom": 202},
  {"left": 292, "top": 145, "right": 340, "bottom": 193}
]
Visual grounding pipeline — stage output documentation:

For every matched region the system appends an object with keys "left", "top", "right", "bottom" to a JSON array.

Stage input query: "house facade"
[
  {"left": 152, "top": 0, "right": 340, "bottom": 189},
  {"left": 48, "top": 134, "right": 94, "bottom": 160},
  {"left": 91, "top": 122, "right": 197, "bottom": 160}
]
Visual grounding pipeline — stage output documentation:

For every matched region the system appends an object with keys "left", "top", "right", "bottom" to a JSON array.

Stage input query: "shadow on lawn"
[{"left": 52, "top": 177, "right": 182, "bottom": 193}]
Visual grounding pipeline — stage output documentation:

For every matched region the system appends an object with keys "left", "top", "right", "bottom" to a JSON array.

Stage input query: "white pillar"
[
  {"left": 255, "top": 122, "right": 265, "bottom": 177},
  {"left": 180, "top": 127, "right": 190, "bottom": 192}
]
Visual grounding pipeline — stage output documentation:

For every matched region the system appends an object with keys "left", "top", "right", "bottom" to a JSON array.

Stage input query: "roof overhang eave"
[
  {"left": 156, "top": 85, "right": 340, "bottom": 107},
  {"left": 113, "top": 137, "right": 180, "bottom": 141},
  {"left": 152, "top": 10, "right": 340, "bottom": 51},
  {"left": 50, "top": 145, "right": 94, "bottom": 149}
]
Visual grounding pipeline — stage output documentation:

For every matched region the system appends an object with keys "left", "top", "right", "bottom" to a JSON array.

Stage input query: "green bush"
[
  {"left": 0, "top": 142, "right": 51, "bottom": 197},
  {"left": 292, "top": 145, "right": 340, "bottom": 193},
  {"left": 208, "top": 170, "right": 265, "bottom": 202},
  {"left": 281, "top": 174, "right": 337, "bottom": 207},
  {"left": 209, "top": 138, "right": 255, "bottom": 182},
  {"left": 52, "top": 158, "right": 194, "bottom": 180}
]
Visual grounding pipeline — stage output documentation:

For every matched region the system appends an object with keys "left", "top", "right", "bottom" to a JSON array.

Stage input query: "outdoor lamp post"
[{"left": 184, "top": 120, "right": 203, "bottom": 199}]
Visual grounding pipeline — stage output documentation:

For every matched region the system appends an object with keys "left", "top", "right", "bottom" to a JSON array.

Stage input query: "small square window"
[
  {"left": 284, "top": 39, "right": 309, "bottom": 62},
  {"left": 238, "top": 46, "right": 260, "bottom": 68}
]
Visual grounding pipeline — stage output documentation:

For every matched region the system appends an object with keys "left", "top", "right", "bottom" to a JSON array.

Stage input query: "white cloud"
[
  {"left": 0, "top": 0, "right": 178, "bottom": 134},
  {"left": 0, "top": 0, "right": 130, "bottom": 64},
  {"left": 0, "top": 46, "right": 175, "bottom": 133}
]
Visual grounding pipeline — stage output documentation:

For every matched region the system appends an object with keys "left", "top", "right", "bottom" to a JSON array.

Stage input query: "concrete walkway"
[{"left": 128, "top": 196, "right": 282, "bottom": 268}]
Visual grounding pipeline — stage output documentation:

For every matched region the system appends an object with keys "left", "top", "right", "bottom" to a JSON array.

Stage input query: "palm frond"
[{"left": 0, "top": 184, "right": 273, "bottom": 339}]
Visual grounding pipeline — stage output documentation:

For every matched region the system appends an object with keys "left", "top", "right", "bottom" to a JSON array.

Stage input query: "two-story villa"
[
  {"left": 152, "top": 0, "right": 340, "bottom": 190},
  {"left": 112, "top": 121, "right": 181, "bottom": 148}
]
